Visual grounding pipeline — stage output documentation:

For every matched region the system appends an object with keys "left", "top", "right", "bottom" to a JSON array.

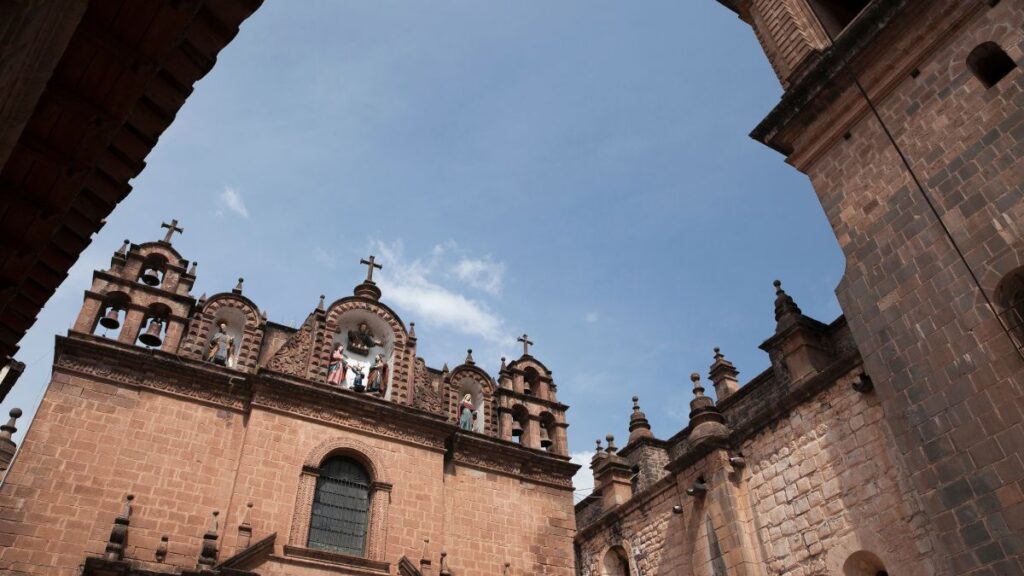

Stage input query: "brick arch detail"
[
  {"left": 447, "top": 366, "right": 497, "bottom": 436},
  {"left": 289, "top": 436, "right": 393, "bottom": 561},
  {"left": 180, "top": 293, "right": 265, "bottom": 371},
  {"left": 302, "top": 436, "right": 390, "bottom": 485}
]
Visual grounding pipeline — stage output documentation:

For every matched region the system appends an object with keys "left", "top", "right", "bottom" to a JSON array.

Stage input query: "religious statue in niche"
[
  {"left": 206, "top": 321, "right": 236, "bottom": 368},
  {"left": 350, "top": 362, "right": 366, "bottom": 392},
  {"left": 347, "top": 321, "right": 383, "bottom": 356},
  {"left": 327, "top": 344, "right": 347, "bottom": 386},
  {"left": 458, "top": 394, "right": 477, "bottom": 431},
  {"left": 366, "top": 353, "right": 389, "bottom": 397}
]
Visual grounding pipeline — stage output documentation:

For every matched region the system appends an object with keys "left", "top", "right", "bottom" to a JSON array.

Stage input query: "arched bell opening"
[
  {"left": 538, "top": 411, "right": 556, "bottom": 452},
  {"left": 523, "top": 367, "right": 540, "bottom": 397},
  {"left": 138, "top": 253, "right": 168, "bottom": 288},
  {"left": 94, "top": 291, "right": 130, "bottom": 340},
  {"left": 510, "top": 404, "right": 530, "bottom": 447},
  {"left": 456, "top": 378, "right": 486, "bottom": 434},
  {"left": 137, "top": 303, "right": 171, "bottom": 349},
  {"left": 204, "top": 307, "right": 246, "bottom": 368}
]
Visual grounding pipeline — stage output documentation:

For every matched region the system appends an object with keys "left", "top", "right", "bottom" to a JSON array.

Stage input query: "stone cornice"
[
  {"left": 450, "top": 430, "right": 578, "bottom": 489},
  {"left": 575, "top": 472, "right": 677, "bottom": 539},
  {"left": 90, "top": 271, "right": 198, "bottom": 305},
  {"left": 618, "top": 435, "right": 668, "bottom": 459},
  {"left": 495, "top": 388, "right": 569, "bottom": 412}
]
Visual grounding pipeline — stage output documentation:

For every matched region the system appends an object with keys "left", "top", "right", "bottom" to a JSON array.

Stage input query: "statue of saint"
[
  {"left": 206, "top": 321, "right": 236, "bottom": 367},
  {"left": 458, "top": 394, "right": 476, "bottom": 431},
  {"left": 347, "top": 321, "right": 383, "bottom": 355},
  {"left": 350, "top": 363, "right": 366, "bottom": 392},
  {"left": 366, "top": 353, "right": 389, "bottom": 397},
  {"left": 327, "top": 344, "right": 347, "bottom": 386}
]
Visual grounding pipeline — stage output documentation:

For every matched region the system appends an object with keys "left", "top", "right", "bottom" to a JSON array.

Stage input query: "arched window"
[
  {"left": 138, "top": 254, "right": 167, "bottom": 287},
  {"left": 510, "top": 404, "right": 530, "bottom": 446},
  {"left": 539, "top": 411, "right": 556, "bottom": 452},
  {"left": 308, "top": 457, "right": 370, "bottom": 556},
  {"left": 995, "top": 268, "right": 1024, "bottom": 350},
  {"left": 806, "top": 0, "right": 869, "bottom": 38},
  {"left": 137, "top": 303, "right": 170, "bottom": 348},
  {"left": 523, "top": 368, "right": 540, "bottom": 396},
  {"left": 601, "top": 546, "right": 631, "bottom": 576},
  {"left": 968, "top": 42, "right": 1017, "bottom": 88}
]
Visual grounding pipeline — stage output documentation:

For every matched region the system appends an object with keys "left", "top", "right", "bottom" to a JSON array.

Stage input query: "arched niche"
[
  {"left": 94, "top": 290, "right": 131, "bottom": 339},
  {"left": 449, "top": 366, "right": 494, "bottom": 435},
  {"left": 330, "top": 309, "right": 398, "bottom": 400},
  {"left": 601, "top": 545, "right": 633, "bottom": 576},
  {"left": 183, "top": 293, "right": 263, "bottom": 371}
]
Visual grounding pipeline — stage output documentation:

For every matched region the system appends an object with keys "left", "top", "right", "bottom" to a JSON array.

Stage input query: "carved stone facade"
[{"left": 0, "top": 235, "right": 578, "bottom": 576}]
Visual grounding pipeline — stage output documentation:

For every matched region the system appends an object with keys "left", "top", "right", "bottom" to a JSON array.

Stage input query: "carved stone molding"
[{"left": 302, "top": 436, "right": 390, "bottom": 484}]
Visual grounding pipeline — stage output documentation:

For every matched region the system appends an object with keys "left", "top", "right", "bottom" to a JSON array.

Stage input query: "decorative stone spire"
[
  {"left": 197, "top": 510, "right": 220, "bottom": 567},
  {"left": 439, "top": 550, "right": 452, "bottom": 576},
  {"left": 627, "top": 396, "right": 653, "bottom": 444},
  {"left": 409, "top": 322, "right": 416, "bottom": 339},
  {"left": 238, "top": 502, "right": 253, "bottom": 549},
  {"left": 689, "top": 373, "right": 714, "bottom": 416},
  {"left": 465, "top": 349, "right": 475, "bottom": 365},
  {"left": 0, "top": 408, "right": 21, "bottom": 471},
  {"left": 104, "top": 494, "right": 134, "bottom": 561},
  {"left": 197, "top": 293, "right": 208, "bottom": 309},
  {"left": 773, "top": 280, "right": 802, "bottom": 328},
  {"left": 155, "top": 535, "right": 168, "bottom": 563},
  {"left": 420, "top": 538, "right": 433, "bottom": 576},
  {"left": 709, "top": 347, "right": 740, "bottom": 403},
  {"left": 233, "top": 277, "right": 244, "bottom": 294},
  {"left": 441, "top": 363, "right": 450, "bottom": 381},
  {"left": 499, "top": 356, "right": 507, "bottom": 372},
  {"left": 317, "top": 294, "right": 326, "bottom": 311},
  {"left": 605, "top": 434, "right": 618, "bottom": 456},
  {"left": 188, "top": 260, "right": 197, "bottom": 276},
  {"left": 504, "top": 561, "right": 511, "bottom": 575},
  {"left": 591, "top": 439, "right": 607, "bottom": 466},
  {"left": 116, "top": 239, "right": 130, "bottom": 257}
]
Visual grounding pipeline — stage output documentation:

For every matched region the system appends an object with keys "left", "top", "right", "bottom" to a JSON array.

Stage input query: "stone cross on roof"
[
  {"left": 360, "top": 255, "right": 383, "bottom": 282},
  {"left": 160, "top": 219, "right": 183, "bottom": 244},
  {"left": 517, "top": 333, "right": 533, "bottom": 356}
]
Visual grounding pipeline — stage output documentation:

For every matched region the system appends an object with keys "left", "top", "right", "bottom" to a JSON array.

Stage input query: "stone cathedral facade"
[
  {"left": 576, "top": 1, "right": 1024, "bottom": 576},
  {"left": 0, "top": 231, "right": 577, "bottom": 576}
]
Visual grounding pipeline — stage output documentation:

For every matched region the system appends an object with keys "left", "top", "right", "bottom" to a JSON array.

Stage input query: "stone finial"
[
  {"left": 116, "top": 239, "right": 130, "bottom": 257},
  {"left": 420, "top": 537, "right": 433, "bottom": 575},
  {"left": 591, "top": 439, "right": 607, "bottom": 466},
  {"left": 605, "top": 434, "right": 618, "bottom": 455},
  {"left": 233, "top": 277, "right": 244, "bottom": 294},
  {"left": 441, "top": 363, "right": 450, "bottom": 381},
  {"left": 260, "top": 309, "right": 267, "bottom": 322},
  {"left": 197, "top": 293, "right": 208, "bottom": 309},
  {"left": 409, "top": 322, "right": 416, "bottom": 339},
  {"left": 628, "top": 396, "right": 653, "bottom": 444},
  {"left": 465, "top": 349, "right": 475, "bottom": 365},
  {"left": 709, "top": 347, "right": 740, "bottom": 403},
  {"left": 238, "top": 502, "right": 253, "bottom": 549},
  {"left": 773, "top": 279, "right": 802, "bottom": 327},
  {"left": 689, "top": 373, "right": 715, "bottom": 415},
  {"left": 197, "top": 510, "right": 220, "bottom": 567},
  {"left": 104, "top": 494, "right": 134, "bottom": 561},
  {"left": 155, "top": 535, "right": 168, "bottom": 563},
  {"left": 188, "top": 261, "right": 197, "bottom": 276},
  {"left": 0, "top": 408, "right": 21, "bottom": 471},
  {"left": 317, "top": 294, "right": 326, "bottom": 311},
  {"left": 439, "top": 550, "right": 452, "bottom": 576},
  {"left": 504, "top": 562, "right": 511, "bottom": 575}
]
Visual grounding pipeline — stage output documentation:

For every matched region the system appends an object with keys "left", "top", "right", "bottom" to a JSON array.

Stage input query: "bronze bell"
[
  {"left": 540, "top": 427, "right": 552, "bottom": 448},
  {"left": 99, "top": 308, "right": 121, "bottom": 330},
  {"left": 140, "top": 267, "right": 161, "bottom": 286},
  {"left": 511, "top": 420, "right": 523, "bottom": 437},
  {"left": 138, "top": 319, "right": 163, "bottom": 347}
]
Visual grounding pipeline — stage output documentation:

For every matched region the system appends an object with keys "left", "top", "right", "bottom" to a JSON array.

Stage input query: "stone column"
[
  {"left": 73, "top": 297, "right": 103, "bottom": 334},
  {"left": 288, "top": 466, "right": 318, "bottom": 547},
  {"left": 118, "top": 308, "right": 146, "bottom": 345}
]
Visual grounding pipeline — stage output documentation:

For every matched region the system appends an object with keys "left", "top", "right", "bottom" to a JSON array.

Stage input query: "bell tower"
[
  {"left": 73, "top": 220, "right": 196, "bottom": 352},
  {"left": 718, "top": 1, "right": 1024, "bottom": 573},
  {"left": 495, "top": 334, "right": 570, "bottom": 456}
]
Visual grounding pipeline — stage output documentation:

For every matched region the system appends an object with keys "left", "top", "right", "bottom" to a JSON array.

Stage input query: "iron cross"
[
  {"left": 360, "top": 255, "right": 383, "bottom": 282},
  {"left": 161, "top": 219, "right": 183, "bottom": 243},
  {"left": 518, "top": 333, "right": 534, "bottom": 356}
]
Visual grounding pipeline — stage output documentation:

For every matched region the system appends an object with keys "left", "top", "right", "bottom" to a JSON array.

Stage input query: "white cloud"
[
  {"left": 453, "top": 257, "right": 505, "bottom": 296},
  {"left": 220, "top": 186, "right": 250, "bottom": 219},
  {"left": 372, "top": 239, "right": 509, "bottom": 344},
  {"left": 570, "top": 451, "right": 595, "bottom": 503},
  {"left": 313, "top": 247, "right": 336, "bottom": 268},
  {"left": 584, "top": 311, "right": 599, "bottom": 323}
]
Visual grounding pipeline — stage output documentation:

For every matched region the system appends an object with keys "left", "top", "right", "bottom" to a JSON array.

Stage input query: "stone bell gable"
[{"left": 0, "top": 228, "right": 579, "bottom": 576}]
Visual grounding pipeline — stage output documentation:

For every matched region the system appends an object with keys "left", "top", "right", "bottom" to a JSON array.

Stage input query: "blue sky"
[{"left": 1, "top": 2, "right": 843, "bottom": 496}]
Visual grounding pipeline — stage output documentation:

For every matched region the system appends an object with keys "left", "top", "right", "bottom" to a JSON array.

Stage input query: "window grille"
[{"left": 308, "top": 457, "right": 370, "bottom": 556}]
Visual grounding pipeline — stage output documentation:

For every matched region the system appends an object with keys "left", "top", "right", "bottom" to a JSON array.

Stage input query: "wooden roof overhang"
[{"left": 0, "top": 0, "right": 263, "bottom": 371}]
